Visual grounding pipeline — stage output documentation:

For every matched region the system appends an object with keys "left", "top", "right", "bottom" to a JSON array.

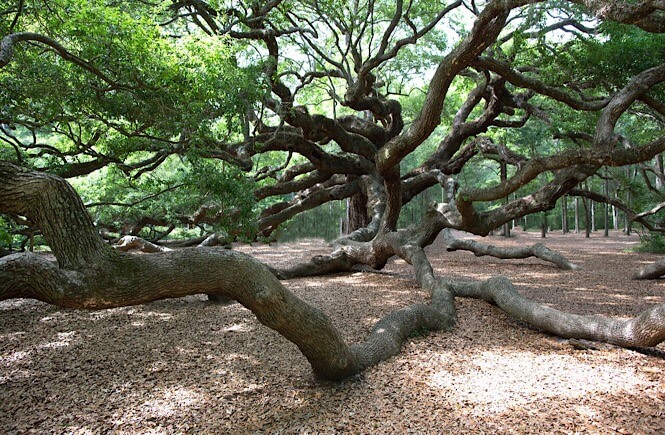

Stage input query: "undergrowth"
[{"left": 634, "top": 232, "right": 665, "bottom": 253}]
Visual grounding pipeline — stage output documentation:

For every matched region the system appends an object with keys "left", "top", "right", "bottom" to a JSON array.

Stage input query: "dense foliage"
[{"left": 1, "top": 0, "right": 663, "bottom": 251}]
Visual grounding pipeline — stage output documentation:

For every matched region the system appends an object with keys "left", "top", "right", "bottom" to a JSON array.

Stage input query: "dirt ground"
[{"left": 1, "top": 230, "right": 664, "bottom": 433}]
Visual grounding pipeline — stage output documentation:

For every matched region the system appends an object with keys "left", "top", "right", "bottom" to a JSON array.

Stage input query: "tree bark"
[
  {"left": 0, "top": 161, "right": 456, "bottom": 381},
  {"left": 348, "top": 191, "right": 370, "bottom": 232},
  {"left": 604, "top": 171, "right": 610, "bottom": 237},
  {"left": 501, "top": 161, "right": 510, "bottom": 238},
  {"left": 625, "top": 167, "right": 632, "bottom": 235},
  {"left": 441, "top": 229, "right": 578, "bottom": 270},
  {"left": 3, "top": 161, "right": 665, "bottom": 384},
  {"left": 562, "top": 195, "right": 569, "bottom": 233},
  {"left": 449, "top": 276, "right": 665, "bottom": 347},
  {"left": 633, "top": 259, "right": 665, "bottom": 280},
  {"left": 582, "top": 196, "right": 591, "bottom": 238},
  {"left": 656, "top": 154, "right": 664, "bottom": 189}
]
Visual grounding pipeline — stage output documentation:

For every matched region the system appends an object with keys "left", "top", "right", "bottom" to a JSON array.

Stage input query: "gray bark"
[
  {"left": 0, "top": 161, "right": 454, "bottom": 381},
  {"left": 633, "top": 259, "right": 665, "bottom": 280},
  {"left": 2, "top": 161, "right": 665, "bottom": 383},
  {"left": 562, "top": 195, "right": 569, "bottom": 234},
  {"left": 440, "top": 229, "right": 578, "bottom": 270},
  {"left": 448, "top": 276, "right": 665, "bottom": 347}
]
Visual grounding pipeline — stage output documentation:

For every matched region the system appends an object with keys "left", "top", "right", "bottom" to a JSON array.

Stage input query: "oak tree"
[{"left": 1, "top": 0, "right": 664, "bottom": 380}]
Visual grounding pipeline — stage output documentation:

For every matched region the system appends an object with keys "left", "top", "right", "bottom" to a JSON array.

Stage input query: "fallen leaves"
[{"left": 0, "top": 232, "right": 664, "bottom": 433}]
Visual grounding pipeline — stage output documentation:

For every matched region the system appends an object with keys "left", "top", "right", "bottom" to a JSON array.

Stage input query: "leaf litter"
[{"left": 0, "top": 231, "right": 663, "bottom": 433}]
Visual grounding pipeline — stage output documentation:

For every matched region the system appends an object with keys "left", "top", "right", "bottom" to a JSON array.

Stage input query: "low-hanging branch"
[
  {"left": 0, "top": 32, "right": 140, "bottom": 90},
  {"left": 2, "top": 0, "right": 665, "bottom": 386},
  {"left": 258, "top": 176, "right": 361, "bottom": 236},
  {"left": 569, "top": 189, "right": 665, "bottom": 234},
  {"left": 0, "top": 161, "right": 453, "bottom": 380}
]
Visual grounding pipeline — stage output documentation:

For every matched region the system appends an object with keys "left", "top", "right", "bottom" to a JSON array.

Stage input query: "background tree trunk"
[
  {"left": 604, "top": 171, "right": 610, "bottom": 237},
  {"left": 656, "top": 154, "right": 664, "bottom": 189},
  {"left": 574, "top": 197, "right": 580, "bottom": 233},
  {"left": 625, "top": 166, "right": 633, "bottom": 236},
  {"left": 501, "top": 162, "right": 510, "bottom": 238},
  {"left": 348, "top": 192, "right": 370, "bottom": 233},
  {"left": 582, "top": 197, "right": 591, "bottom": 238},
  {"left": 562, "top": 195, "right": 569, "bottom": 234}
]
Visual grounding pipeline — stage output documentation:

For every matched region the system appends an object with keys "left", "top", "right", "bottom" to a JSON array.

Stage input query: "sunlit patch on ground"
[
  {"left": 223, "top": 323, "right": 249, "bottom": 332},
  {"left": 0, "top": 299, "right": 42, "bottom": 311},
  {"left": 428, "top": 350, "right": 655, "bottom": 414},
  {"left": 38, "top": 331, "right": 78, "bottom": 349},
  {"left": 138, "top": 387, "right": 201, "bottom": 418},
  {"left": 0, "top": 350, "right": 30, "bottom": 365}
]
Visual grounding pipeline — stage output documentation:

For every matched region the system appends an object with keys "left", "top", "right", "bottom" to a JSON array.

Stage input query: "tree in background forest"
[{"left": 1, "top": 0, "right": 665, "bottom": 380}]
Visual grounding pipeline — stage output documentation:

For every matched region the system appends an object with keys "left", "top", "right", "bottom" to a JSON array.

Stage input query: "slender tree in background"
[
  {"left": 562, "top": 195, "right": 569, "bottom": 234},
  {"left": 1, "top": 0, "right": 665, "bottom": 380}
]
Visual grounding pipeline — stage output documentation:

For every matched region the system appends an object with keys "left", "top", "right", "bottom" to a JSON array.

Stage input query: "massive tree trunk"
[{"left": 2, "top": 161, "right": 665, "bottom": 383}]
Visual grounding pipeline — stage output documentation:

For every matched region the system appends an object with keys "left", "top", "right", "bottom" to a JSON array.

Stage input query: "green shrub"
[
  {"left": 0, "top": 217, "right": 16, "bottom": 251},
  {"left": 635, "top": 232, "right": 665, "bottom": 254}
]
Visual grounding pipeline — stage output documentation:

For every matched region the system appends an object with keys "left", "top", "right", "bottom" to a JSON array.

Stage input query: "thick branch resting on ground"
[
  {"left": 448, "top": 276, "right": 665, "bottom": 347},
  {"left": 114, "top": 234, "right": 231, "bottom": 252},
  {"left": 0, "top": 161, "right": 454, "bottom": 381},
  {"left": 441, "top": 229, "right": 579, "bottom": 270},
  {"left": 633, "top": 259, "right": 665, "bottom": 280}
]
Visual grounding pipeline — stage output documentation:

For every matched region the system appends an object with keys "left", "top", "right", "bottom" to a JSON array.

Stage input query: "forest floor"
[{"left": 1, "top": 230, "right": 664, "bottom": 433}]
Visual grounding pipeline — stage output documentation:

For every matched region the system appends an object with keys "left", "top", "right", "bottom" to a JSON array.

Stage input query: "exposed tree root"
[
  {"left": 351, "top": 304, "right": 453, "bottom": 370},
  {"left": 114, "top": 233, "right": 232, "bottom": 253},
  {"left": 633, "top": 258, "right": 665, "bottom": 280},
  {"left": 0, "top": 246, "right": 456, "bottom": 380},
  {"left": 441, "top": 229, "right": 579, "bottom": 270},
  {"left": 0, "top": 162, "right": 457, "bottom": 381},
  {"left": 269, "top": 250, "right": 356, "bottom": 279},
  {"left": 197, "top": 232, "right": 232, "bottom": 248}
]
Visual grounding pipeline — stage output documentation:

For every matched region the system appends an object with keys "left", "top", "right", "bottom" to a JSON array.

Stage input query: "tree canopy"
[{"left": 1, "top": 0, "right": 663, "bottom": 244}]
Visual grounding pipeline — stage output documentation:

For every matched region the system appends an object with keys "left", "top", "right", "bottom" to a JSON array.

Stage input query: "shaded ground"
[{"left": 1, "top": 230, "right": 664, "bottom": 433}]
